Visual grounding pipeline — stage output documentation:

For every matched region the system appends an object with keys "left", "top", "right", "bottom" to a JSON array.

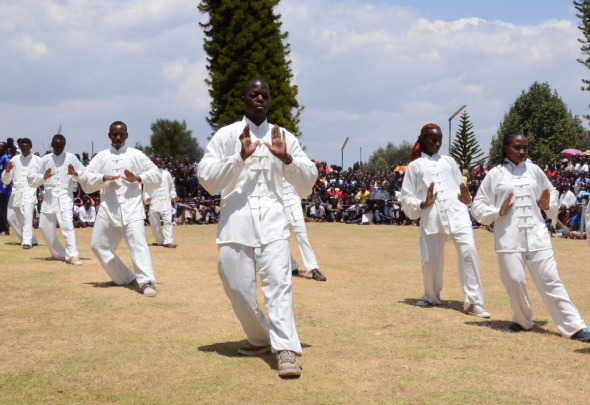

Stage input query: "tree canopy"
[
  {"left": 198, "top": 0, "right": 303, "bottom": 137},
  {"left": 449, "top": 111, "right": 486, "bottom": 171},
  {"left": 366, "top": 140, "right": 413, "bottom": 172},
  {"left": 137, "top": 119, "right": 203, "bottom": 162},
  {"left": 488, "top": 81, "right": 589, "bottom": 165}
]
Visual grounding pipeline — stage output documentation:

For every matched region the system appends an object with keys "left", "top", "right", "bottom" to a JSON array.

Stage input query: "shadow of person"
[
  {"left": 85, "top": 280, "right": 141, "bottom": 293},
  {"left": 464, "top": 319, "right": 557, "bottom": 336},
  {"left": 400, "top": 298, "right": 465, "bottom": 314}
]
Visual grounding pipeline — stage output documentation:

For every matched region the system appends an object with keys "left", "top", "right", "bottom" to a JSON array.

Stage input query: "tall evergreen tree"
[
  {"left": 575, "top": 0, "right": 590, "bottom": 123},
  {"left": 449, "top": 111, "right": 485, "bottom": 171},
  {"left": 198, "top": 0, "right": 303, "bottom": 137}
]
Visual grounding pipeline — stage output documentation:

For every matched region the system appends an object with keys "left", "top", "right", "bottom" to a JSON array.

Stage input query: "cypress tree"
[{"left": 198, "top": 0, "right": 303, "bottom": 137}]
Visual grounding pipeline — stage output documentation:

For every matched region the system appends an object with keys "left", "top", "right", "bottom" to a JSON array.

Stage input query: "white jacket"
[
  {"left": 143, "top": 169, "right": 177, "bottom": 213},
  {"left": 471, "top": 160, "right": 557, "bottom": 253},
  {"left": 401, "top": 152, "right": 471, "bottom": 235},
  {"left": 198, "top": 117, "right": 317, "bottom": 247},
  {"left": 28, "top": 152, "right": 84, "bottom": 214},
  {"left": 78, "top": 145, "right": 161, "bottom": 226},
  {"left": 1, "top": 153, "right": 40, "bottom": 207}
]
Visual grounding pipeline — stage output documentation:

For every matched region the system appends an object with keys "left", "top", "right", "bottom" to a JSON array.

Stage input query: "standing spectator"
[
  {"left": 472, "top": 130, "right": 589, "bottom": 341},
  {"left": 1, "top": 138, "right": 41, "bottom": 248},
  {"left": 28, "top": 135, "right": 84, "bottom": 265},
  {"left": 197, "top": 78, "right": 317, "bottom": 377},
  {"left": 76, "top": 121, "right": 162, "bottom": 297},
  {"left": 401, "top": 123, "right": 490, "bottom": 318},
  {"left": 0, "top": 142, "right": 12, "bottom": 235},
  {"left": 144, "top": 156, "right": 179, "bottom": 248}
]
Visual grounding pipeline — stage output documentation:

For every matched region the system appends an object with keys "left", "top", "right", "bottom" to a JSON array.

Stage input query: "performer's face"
[
  {"left": 109, "top": 124, "right": 128, "bottom": 149},
  {"left": 504, "top": 135, "right": 528, "bottom": 165},
  {"left": 421, "top": 128, "right": 442, "bottom": 156}
]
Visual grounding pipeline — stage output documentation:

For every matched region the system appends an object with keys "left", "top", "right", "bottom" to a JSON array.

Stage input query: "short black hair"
[
  {"left": 17, "top": 138, "right": 32, "bottom": 146},
  {"left": 109, "top": 121, "right": 127, "bottom": 132},
  {"left": 242, "top": 78, "right": 270, "bottom": 97},
  {"left": 52, "top": 134, "right": 66, "bottom": 144}
]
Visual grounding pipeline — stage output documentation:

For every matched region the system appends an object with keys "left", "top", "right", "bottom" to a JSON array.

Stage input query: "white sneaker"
[
  {"left": 415, "top": 299, "right": 431, "bottom": 307},
  {"left": 466, "top": 304, "right": 491, "bottom": 318},
  {"left": 66, "top": 257, "right": 82, "bottom": 266}
]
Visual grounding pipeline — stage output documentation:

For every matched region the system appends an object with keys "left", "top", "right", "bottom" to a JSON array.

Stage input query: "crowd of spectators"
[{"left": 2, "top": 136, "right": 590, "bottom": 240}]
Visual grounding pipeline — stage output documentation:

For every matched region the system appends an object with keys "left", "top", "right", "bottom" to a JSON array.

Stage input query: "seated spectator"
[
  {"left": 74, "top": 196, "right": 96, "bottom": 228},
  {"left": 308, "top": 201, "right": 325, "bottom": 222}
]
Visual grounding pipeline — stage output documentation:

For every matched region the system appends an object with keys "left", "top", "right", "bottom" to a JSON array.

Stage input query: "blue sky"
[{"left": 0, "top": 0, "right": 588, "bottom": 168}]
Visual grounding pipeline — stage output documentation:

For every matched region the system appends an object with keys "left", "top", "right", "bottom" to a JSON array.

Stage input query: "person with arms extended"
[
  {"left": 472, "top": 130, "right": 589, "bottom": 341},
  {"left": 198, "top": 78, "right": 317, "bottom": 378},
  {"left": 1, "top": 138, "right": 41, "bottom": 248},
  {"left": 401, "top": 123, "right": 490, "bottom": 318},
  {"left": 75, "top": 121, "right": 162, "bottom": 297},
  {"left": 28, "top": 134, "right": 84, "bottom": 265},
  {"left": 143, "top": 156, "right": 179, "bottom": 248}
]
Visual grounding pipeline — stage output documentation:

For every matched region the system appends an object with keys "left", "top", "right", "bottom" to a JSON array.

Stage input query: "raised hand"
[
  {"left": 67, "top": 164, "right": 78, "bottom": 176},
  {"left": 420, "top": 182, "right": 438, "bottom": 209},
  {"left": 264, "top": 124, "right": 292, "bottom": 165},
  {"left": 5, "top": 161, "right": 13, "bottom": 173},
  {"left": 239, "top": 124, "right": 260, "bottom": 161},
  {"left": 537, "top": 188, "right": 551, "bottom": 210},
  {"left": 43, "top": 168, "right": 54, "bottom": 180},
  {"left": 499, "top": 192, "right": 514, "bottom": 216},
  {"left": 458, "top": 182, "right": 471, "bottom": 205}
]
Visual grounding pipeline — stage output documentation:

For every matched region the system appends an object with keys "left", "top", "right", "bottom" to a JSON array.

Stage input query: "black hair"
[
  {"left": 498, "top": 130, "right": 526, "bottom": 165},
  {"left": 52, "top": 134, "right": 66, "bottom": 144},
  {"left": 109, "top": 121, "right": 127, "bottom": 132},
  {"left": 17, "top": 138, "right": 32, "bottom": 146},
  {"left": 242, "top": 78, "right": 270, "bottom": 97}
]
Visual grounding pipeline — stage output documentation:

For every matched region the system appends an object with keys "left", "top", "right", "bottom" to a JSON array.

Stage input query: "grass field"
[{"left": 1, "top": 223, "right": 590, "bottom": 404}]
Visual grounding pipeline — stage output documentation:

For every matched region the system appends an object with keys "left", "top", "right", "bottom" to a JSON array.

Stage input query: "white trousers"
[
  {"left": 149, "top": 210, "right": 173, "bottom": 245},
  {"left": 7, "top": 203, "right": 37, "bottom": 246},
  {"left": 418, "top": 227, "right": 484, "bottom": 309},
  {"left": 91, "top": 216, "right": 156, "bottom": 289},
  {"left": 286, "top": 206, "right": 319, "bottom": 273},
  {"left": 497, "top": 249, "right": 586, "bottom": 337},
  {"left": 218, "top": 240, "right": 302, "bottom": 354},
  {"left": 39, "top": 210, "right": 78, "bottom": 259}
]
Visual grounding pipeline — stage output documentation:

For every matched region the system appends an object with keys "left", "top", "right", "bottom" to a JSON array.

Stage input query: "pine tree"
[
  {"left": 449, "top": 111, "right": 485, "bottom": 171},
  {"left": 575, "top": 0, "right": 590, "bottom": 123},
  {"left": 198, "top": 0, "right": 303, "bottom": 137}
]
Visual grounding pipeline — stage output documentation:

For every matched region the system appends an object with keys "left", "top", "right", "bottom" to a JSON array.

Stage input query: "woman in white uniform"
[
  {"left": 471, "top": 130, "right": 590, "bottom": 341},
  {"left": 401, "top": 123, "right": 490, "bottom": 318}
]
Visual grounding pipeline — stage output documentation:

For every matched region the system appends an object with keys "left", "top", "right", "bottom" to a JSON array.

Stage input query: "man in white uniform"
[
  {"left": 198, "top": 79, "right": 317, "bottom": 378},
  {"left": 282, "top": 179, "right": 326, "bottom": 281},
  {"left": 144, "top": 156, "right": 178, "bottom": 248},
  {"left": 75, "top": 121, "right": 162, "bottom": 297},
  {"left": 28, "top": 135, "right": 84, "bottom": 265},
  {"left": 1, "top": 138, "right": 40, "bottom": 249},
  {"left": 401, "top": 123, "right": 490, "bottom": 318}
]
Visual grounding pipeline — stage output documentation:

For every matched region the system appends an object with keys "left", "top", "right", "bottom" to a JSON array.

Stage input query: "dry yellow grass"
[{"left": 1, "top": 223, "right": 590, "bottom": 404}]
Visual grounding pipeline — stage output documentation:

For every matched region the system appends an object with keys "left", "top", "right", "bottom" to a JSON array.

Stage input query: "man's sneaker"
[
  {"left": 164, "top": 243, "right": 177, "bottom": 248},
  {"left": 572, "top": 328, "right": 590, "bottom": 342},
  {"left": 415, "top": 299, "right": 431, "bottom": 307},
  {"left": 311, "top": 269, "right": 327, "bottom": 281},
  {"left": 66, "top": 257, "right": 83, "bottom": 266},
  {"left": 465, "top": 304, "right": 491, "bottom": 318},
  {"left": 237, "top": 342, "right": 271, "bottom": 356},
  {"left": 22, "top": 244, "right": 32, "bottom": 250},
  {"left": 277, "top": 350, "right": 301, "bottom": 378},
  {"left": 143, "top": 283, "right": 157, "bottom": 297},
  {"left": 509, "top": 322, "right": 528, "bottom": 332}
]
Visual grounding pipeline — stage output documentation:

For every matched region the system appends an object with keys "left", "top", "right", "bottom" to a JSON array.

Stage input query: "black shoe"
[
  {"left": 509, "top": 322, "right": 527, "bottom": 332},
  {"left": 22, "top": 244, "right": 32, "bottom": 250},
  {"left": 572, "top": 328, "right": 590, "bottom": 342},
  {"left": 292, "top": 269, "right": 299, "bottom": 276},
  {"left": 164, "top": 243, "right": 177, "bottom": 248},
  {"left": 32, "top": 242, "right": 38, "bottom": 246},
  {"left": 311, "top": 269, "right": 327, "bottom": 281}
]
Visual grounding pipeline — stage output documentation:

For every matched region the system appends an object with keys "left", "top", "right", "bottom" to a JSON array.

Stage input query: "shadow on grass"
[
  {"left": 31, "top": 256, "right": 92, "bottom": 262},
  {"left": 198, "top": 341, "right": 311, "bottom": 373},
  {"left": 85, "top": 281, "right": 142, "bottom": 294},
  {"left": 4, "top": 241, "right": 22, "bottom": 246},
  {"left": 574, "top": 346, "right": 590, "bottom": 354},
  {"left": 400, "top": 298, "right": 464, "bottom": 314},
  {"left": 465, "top": 319, "right": 558, "bottom": 336}
]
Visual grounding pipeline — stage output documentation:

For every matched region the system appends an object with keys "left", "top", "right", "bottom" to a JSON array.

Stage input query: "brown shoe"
[
  {"left": 277, "top": 350, "right": 301, "bottom": 378},
  {"left": 311, "top": 269, "right": 327, "bottom": 281}
]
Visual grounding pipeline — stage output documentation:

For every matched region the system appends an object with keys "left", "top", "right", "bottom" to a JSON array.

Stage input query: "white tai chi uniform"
[
  {"left": 198, "top": 117, "right": 318, "bottom": 354},
  {"left": 401, "top": 152, "right": 485, "bottom": 309},
  {"left": 472, "top": 160, "right": 587, "bottom": 337},
  {"left": 1, "top": 153, "right": 40, "bottom": 246},
  {"left": 143, "top": 169, "right": 176, "bottom": 246},
  {"left": 78, "top": 145, "right": 161, "bottom": 289},
  {"left": 28, "top": 152, "right": 84, "bottom": 260},
  {"left": 282, "top": 179, "right": 319, "bottom": 273}
]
